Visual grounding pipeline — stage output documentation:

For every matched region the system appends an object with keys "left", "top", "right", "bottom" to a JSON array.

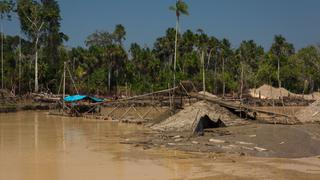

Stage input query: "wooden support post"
[
  {"left": 151, "top": 84, "right": 154, "bottom": 105},
  {"left": 152, "top": 105, "right": 161, "bottom": 113},
  {"left": 132, "top": 106, "right": 144, "bottom": 120},
  {"left": 142, "top": 107, "right": 153, "bottom": 119},
  {"left": 168, "top": 83, "right": 172, "bottom": 112},
  {"left": 179, "top": 82, "right": 190, "bottom": 97},
  {"left": 106, "top": 104, "right": 121, "bottom": 117},
  {"left": 120, "top": 105, "right": 133, "bottom": 120},
  {"left": 62, "top": 62, "right": 66, "bottom": 115},
  {"left": 125, "top": 82, "right": 128, "bottom": 98}
]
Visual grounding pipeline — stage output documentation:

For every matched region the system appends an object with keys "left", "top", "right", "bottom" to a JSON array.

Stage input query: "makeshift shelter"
[
  {"left": 62, "top": 95, "right": 104, "bottom": 116},
  {"left": 194, "top": 115, "right": 226, "bottom": 135},
  {"left": 151, "top": 101, "right": 248, "bottom": 134}
]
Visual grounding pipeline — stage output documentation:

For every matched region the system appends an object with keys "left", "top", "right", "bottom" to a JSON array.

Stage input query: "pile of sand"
[
  {"left": 249, "top": 84, "right": 293, "bottom": 99},
  {"left": 151, "top": 101, "right": 247, "bottom": 132},
  {"left": 250, "top": 84, "right": 320, "bottom": 101},
  {"left": 296, "top": 100, "right": 320, "bottom": 123}
]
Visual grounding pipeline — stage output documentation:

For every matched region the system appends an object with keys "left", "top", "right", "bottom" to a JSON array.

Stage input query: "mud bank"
[
  {"left": 0, "top": 103, "right": 50, "bottom": 113},
  {"left": 122, "top": 123, "right": 320, "bottom": 158}
]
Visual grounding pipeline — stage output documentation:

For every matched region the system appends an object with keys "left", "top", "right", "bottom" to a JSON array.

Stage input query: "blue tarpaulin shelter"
[{"left": 64, "top": 95, "right": 104, "bottom": 103}]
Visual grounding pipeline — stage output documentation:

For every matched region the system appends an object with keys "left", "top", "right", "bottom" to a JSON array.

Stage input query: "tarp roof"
[{"left": 64, "top": 95, "right": 104, "bottom": 103}]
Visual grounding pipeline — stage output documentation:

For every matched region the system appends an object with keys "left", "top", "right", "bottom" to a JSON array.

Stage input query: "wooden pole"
[
  {"left": 168, "top": 83, "right": 172, "bottom": 112},
  {"left": 173, "top": 16, "right": 179, "bottom": 93},
  {"left": 222, "top": 57, "right": 225, "bottom": 98},
  {"left": 151, "top": 84, "right": 154, "bottom": 105},
  {"left": 201, "top": 50, "right": 206, "bottom": 97},
  {"left": 240, "top": 62, "right": 244, "bottom": 100},
  {"left": 125, "top": 82, "right": 128, "bottom": 97},
  {"left": 62, "top": 62, "right": 66, "bottom": 114}
]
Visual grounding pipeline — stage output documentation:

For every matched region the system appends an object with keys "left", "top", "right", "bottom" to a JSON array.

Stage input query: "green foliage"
[
  {"left": 1, "top": 0, "right": 319, "bottom": 97},
  {"left": 17, "top": 0, "right": 44, "bottom": 40},
  {"left": 114, "top": 24, "right": 126, "bottom": 46},
  {"left": 0, "top": 0, "right": 15, "bottom": 20},
  {"left": 169, "top": 0, "right": 189, "bottom": 18},
  {"left": 87, "top": 68, "right": 106, "bottom": 94}
]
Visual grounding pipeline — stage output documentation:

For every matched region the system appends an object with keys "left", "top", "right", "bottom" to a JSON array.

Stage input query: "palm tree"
[
  {"left": 169, "top": 0, "right": 189, "bottom": 89},
  {"left": 114, "top": 24, "right": 126, "bottom": 46},
  {"left": 0, "top": 0, "right": 14, "bottom": 89}
]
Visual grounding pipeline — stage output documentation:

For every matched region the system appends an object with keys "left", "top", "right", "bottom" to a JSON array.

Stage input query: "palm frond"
[
  {"left": 169, "top": 5, "right": 176, "bottom": 12},
  {"left": 177, "top": 1, "right": 189, "bottom": 15}
]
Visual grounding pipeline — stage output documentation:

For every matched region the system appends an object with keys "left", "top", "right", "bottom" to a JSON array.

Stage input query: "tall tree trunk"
[
  {"left": 173, "top": 18, "right": 179, "bottom": 89},
  {"left": 277, "top": 58, "right": 284, "bottom": 106},
  {"left": 214, "top": 57, "right": 217, "bottom": 94},
  {"left": 1, "top": 21, "right": 4, "bottom": 89},
  {"left": 277, "top": 58, "right": 281, "bottom": 88},
  {"left": 108, "top": 64, "right": 111, "bottom": 93},
  {"left": 201, "top": 50, "right": 205, "bottom": 94},
  {"left": 116, "top": 69, "right": 119, "bottom": 96},
  {"left": 172, "top": 17, "right": 179, "bottom": 111},
  {"left": 240, "top": 62, "right": 244, "bottom": 99},
  {"left": 222, "top": 57, "right": 225, "bottom": 98},
  {"left": 19, "top": 35, "right": 22, "bottom": 95},
  {"left": 34, "top": 36, "right": 39, "bottom": 93}
]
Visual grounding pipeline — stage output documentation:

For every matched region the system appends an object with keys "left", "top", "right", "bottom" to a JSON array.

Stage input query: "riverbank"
[
  {"left": 0, "top": 103, "right": 51, "bottom": 113},
  {"left": 113, "top": 101, "right": 320, "bottom": 158},
  {"left": 121, "top": 123, "right": 320, "bottom": 158}
]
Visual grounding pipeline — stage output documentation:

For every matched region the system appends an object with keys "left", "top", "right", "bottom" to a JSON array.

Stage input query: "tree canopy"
[{"left": 0, "top": 1, "right": 319, "bottom": 96}]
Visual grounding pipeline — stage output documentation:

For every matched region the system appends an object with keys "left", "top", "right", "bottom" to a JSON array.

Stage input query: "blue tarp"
[{"left": 64, "top": 95, "right": 104, "bottom": 103}]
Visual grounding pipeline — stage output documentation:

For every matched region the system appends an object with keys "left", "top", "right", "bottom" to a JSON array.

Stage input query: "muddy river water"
[{"left": 1, "top": 111, "right": 320, "bottom": 180}]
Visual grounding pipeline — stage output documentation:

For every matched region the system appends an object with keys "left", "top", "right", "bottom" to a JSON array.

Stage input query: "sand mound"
[
  {"left": 296, "top": 100, "right": 320, "bottom": 123},
  {"left": 151, "top": 101, "right": 247, "bottom": 132},
  {"left": 249, "top": 84, "right": 293, "bottom": 99},
  {"left": 250, "top": 84, "right": 320, "bottom": 101}
]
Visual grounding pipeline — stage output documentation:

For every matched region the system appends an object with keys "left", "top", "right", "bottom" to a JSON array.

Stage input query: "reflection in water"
[
  {"left": 34, "top": 112, "right": 38, "bottom": 151},
  {"left": 0, "top": 111, "right": 204, "bottom": 180}
]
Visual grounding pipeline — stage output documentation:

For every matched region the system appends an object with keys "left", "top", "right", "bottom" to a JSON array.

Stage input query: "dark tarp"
[{"left": 194, "top": 115, "right": 226, "bottom": 136}]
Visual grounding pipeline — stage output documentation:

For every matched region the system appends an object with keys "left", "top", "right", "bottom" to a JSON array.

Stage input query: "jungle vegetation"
[{"left": 1, "top": 0, "right": 320, "bottom": 96}]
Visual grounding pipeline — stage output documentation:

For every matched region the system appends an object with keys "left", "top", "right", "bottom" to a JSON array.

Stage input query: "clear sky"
[{"left": 4, "top": 0, "right": 320, "bottom": 50}]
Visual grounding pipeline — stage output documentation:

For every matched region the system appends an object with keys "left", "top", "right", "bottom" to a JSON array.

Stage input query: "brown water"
[
  {"left": 1, "top": 112, "right": 320, "bottom": 180},
  {"left": 0, "top": 112, "right": 212, "bottom": 180}
]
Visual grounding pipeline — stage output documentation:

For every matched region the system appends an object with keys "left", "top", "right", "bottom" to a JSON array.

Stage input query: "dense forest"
[{"left": 1, "top": 0, "right": 320, "bottom": 96}]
